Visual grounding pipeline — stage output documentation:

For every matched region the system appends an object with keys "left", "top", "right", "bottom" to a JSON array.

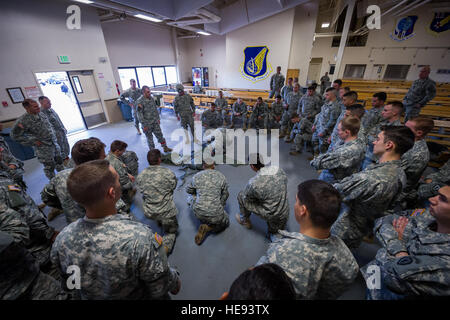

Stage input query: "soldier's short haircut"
[
  {"left": 373, "top": 92, "right": 387, "bottom": 102},
  {"left": 347, "top": 104, "right": 365, "bottom": 119},
  {"left": 210, "top": 102, "right": 216, "bottom": 107},
  {"left": 277, "top": 66, "right": 281, "bottom": 69},
  {"left": 340, "top": 116, "right": 360, "bottom": 136},
  {"left": 325, "top": 87, "right": 336, "bottom": 93},
  {"left": 288, "top": 77, "right": 293, "bottom": 81},
  {"left": 380, "top": 126, "right": 415, "bottom": 156},
  {"left": 226, "top": 263, "right": 296, "bottom": 300},
  {"left": 257, "top": 97, "right": 263, "bottom": 101},
  {"left": 130, "top": 79, "right": 136, "bottom": 82},
  {"left": 344, "top": 86, "right": 351, "bottom": 92},
  {"left": 333, "top": 79, "right": 342, "bottom": 86},
  {"left": 343, "top": 90, "right": 358, "bottom": 101},
  {"left": 71, "top": 137, "right": 106, "bottom": 165},
  {"left": 311, "top": 83, "right": 318, "bottom": 89},
  {"left": 297, "top": 180, "right": 342, "bottom": 229},
  {"left": 38, "top": 96, "right": 48, "bottom": 101},
  {"left": 276, "top": 95, "right": 282, "bottom": 99},
  {"left": 386, "top": 100, "right": 404, "bottom": 113},
  {"left": 22, "top": 98, "right": 36, "bottom": 108},
  {"left": 248, "top": 153, "right": 265, "bottom": 170},
  {"left": 142, "top": 85, "right": 150, "bottom": 91},
  {"left": 110, "top": 140, "right": 128, "bottom": 152},
  {"left": 307, "top": 86, "right": 315, "bottom": 91},
  {"left": 147, "top": 149, "right": 161, "bottom": 165},
  {"left": 67, "top": 159, "right": 116, "bottom": 207},
  {"left": 409, "top": 116, "right": 435, "bottom": 136}
]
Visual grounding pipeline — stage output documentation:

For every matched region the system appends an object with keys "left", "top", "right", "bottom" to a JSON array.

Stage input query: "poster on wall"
[
  {"left": 24, "top": 86, "right": 41, "bottom": 100},
  {"left": 240, "top": 46, "right": 273, "bottom": 82},
  {"left": 390, "top": 16, "right": 418, "bottom": 41},
  {"left": 427, "top": 12, "right": 450, "bottom": 36}
]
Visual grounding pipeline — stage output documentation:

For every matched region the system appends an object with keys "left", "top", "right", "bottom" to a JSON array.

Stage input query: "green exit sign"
[{"left": 57, "top": 55, "right": 70, "bottom": 64}]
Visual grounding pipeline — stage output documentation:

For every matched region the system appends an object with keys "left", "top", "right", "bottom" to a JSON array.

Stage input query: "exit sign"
[{"left": 57, "top": 55, "right": 70, "bottom": 64}]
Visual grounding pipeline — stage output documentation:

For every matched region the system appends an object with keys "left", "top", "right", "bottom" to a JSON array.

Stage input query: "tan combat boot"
[
  {"left": 47, "top": 207, "right": 64, "bottom": 221},
  {"left": 163, "top": 145, "right": 173, "bottom": 153},
  {"left": 235, "top": 214, "right": 252, "bottom": 229},
  {"left": 195, "top": 224, "right": 213, "bottom": 245}
]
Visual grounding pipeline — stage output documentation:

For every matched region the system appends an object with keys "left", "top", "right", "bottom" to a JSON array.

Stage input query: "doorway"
[
  {"left": 307, "top": 58, "right": 323, "bottom": 85},
  {"left": 35, "top": 71, "right": 86, "bottom": 134}
]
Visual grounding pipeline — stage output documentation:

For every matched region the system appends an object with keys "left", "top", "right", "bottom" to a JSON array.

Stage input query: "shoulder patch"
[
  {"left": 7, "top": 185, "right": 21, "bottom": 192},
  {"left": 154, "top": 233, "right": 163, "bottom": 246},
  {"left": 410, "top": 209, "right": 426, "bottom": 217}
]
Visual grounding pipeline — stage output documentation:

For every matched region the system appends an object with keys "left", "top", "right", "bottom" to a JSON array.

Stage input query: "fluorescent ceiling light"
[
  {"left": 321, "top": 22, "right": 330, "bottom": 28},
  {"left": 73, "top": 0, "right": 94, "bottom": 4},
  {"left": 197, "top": 31, "right": 211, "bottom": 36},
  {"left": 134, "top": 14, "right": 162, "bottom": 23}
]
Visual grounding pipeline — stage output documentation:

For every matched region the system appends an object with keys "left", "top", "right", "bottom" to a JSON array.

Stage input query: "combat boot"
[
  {"left": 163, "top": 145, "right": 173, "bottom": 153},
  {"left": 279, "top": 129, "right": 287, "bottom": 139},
  {"left": 289, "top": 150, "right": 301, "bottom": 156},
  {"left": 38, "top": 203, "right": 46, "bottom": 210},
  {"left": 195, "top": 224, "right": 213, "bottom": 245},
  {"left": 47, "top": 207, "right": 63, "bottom": 221},
  {"left": 284, "top": 137, "right": 293, "bottom": 143},
  {"left": 235, "top": 214, "right": 252, "bottom": 229},
  {"left": 242, "top": 122, "right": 247, "bottom": 131}
]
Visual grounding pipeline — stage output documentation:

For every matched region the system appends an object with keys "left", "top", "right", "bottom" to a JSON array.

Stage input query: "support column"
[
  {"left": 171, "top": 27, "right": 181, "bottom": 83},
  {"left": 333, "top": 0, "right": 356, "bottom": 81}
]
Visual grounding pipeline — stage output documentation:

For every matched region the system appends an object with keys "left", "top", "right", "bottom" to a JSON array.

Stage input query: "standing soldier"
[
  {"left": 174, "top": 84, "right": 198, "bottom": 144},
  {"left": 38, "top": 96, "right": 70, "bottom": 166},
  {"left": 320, "top": 72, "right": 330, "bottom": 95},
  {"left": 280, "top": 83, "right": 303, "bottom": 138},
  {"left": 136, "top": 86, "right": 172, "bottom": 152},
  {"left": 193, "top": 81, "right": 204, "bottom": 94},
  {"left": 269, "top": 66, "right": 285, "bottom": 98},
  {"left": 137, "top": 149, "right": 178, "bottom": 254},
  {"left": 186, "top": 161, "right": 229, "bottom": 245},
  {"left": 230, "top": 98, "right": 247, "bottom": 129},
  {"left": 120, "top": 79, "right": 143, "bottom": 135},
  {"left": 265, "top": 95, "right": 284, "bottom": 129},
  {"left": 280, "top": 78, "right": 293, "bottom": 102},
  {"left": 215, "top": 91, "right": 228, "bottom": 126},
  {"left": 235, "top": 154, "right": 289, "bottom": 239},
  {"left": 11, "top": 99, "right": 64, "bottom": 180},
  {"left": 403, "top": 66, "right": 436, "bottom": 121}
]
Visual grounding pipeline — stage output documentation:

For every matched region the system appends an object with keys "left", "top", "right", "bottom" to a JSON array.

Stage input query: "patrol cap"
[{"left": 176, "top": 84, "right": 184, "bottom": 91}]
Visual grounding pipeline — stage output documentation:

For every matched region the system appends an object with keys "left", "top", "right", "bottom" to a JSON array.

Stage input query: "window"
[
  {"left": 152, "top": 67, "right": 166, "bottom": 86},
  {"left": 165, "top": 66, "right": 178, "bottom": 84},
  {"left": 329, "top": 65, "right": 335, "bottom": 75},
  {"left": 343, "top": 64, "right": 366, "bottom": 79},
  {"left": 383, "top": 65, "right": 410, "bottom": 80},
  {"left": 332, "top": 34, "right": 368, "bottom": 47},
  {"left": 136, "top": 67, "right": 154, "bottom": 87},
  {"left": 118, "top": 65, "right": 178, "bottom": 89},
  {"left": 118, "top": 68, "right": 137, "bottom": 90},
  {"left": 72, "top": 76, "right": 83, "bottom": 93}
]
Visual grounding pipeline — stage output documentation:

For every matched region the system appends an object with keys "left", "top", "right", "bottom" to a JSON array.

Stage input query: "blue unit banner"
[
  {"left": 240, "top": 46, "right": 272, "bottom": 82},
  {"left": 390, "top": 16, "right": 418, "bottom": 41},
  {"left": 428, "top": 12, "right": 450, "bottom": 35}
]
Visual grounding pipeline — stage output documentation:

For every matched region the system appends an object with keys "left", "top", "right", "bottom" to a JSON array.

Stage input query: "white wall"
[
  {"left": 0, "top": 0, "right": 117, "bottom": 122},
  {"left": 311, "top": 4, "right": 450, "bottom": 82},
  {"left": 101, "top": 19, "right": 177, "bottom": 91}
]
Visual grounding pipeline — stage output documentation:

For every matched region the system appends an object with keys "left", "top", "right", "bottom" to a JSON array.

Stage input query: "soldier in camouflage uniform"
[
  {"left": 297, "top": 86, "right": 320, "bottom": 120},
  {"left": 280, "top": 77, "right": 293, "bottom": 102},
  {"left": 361, "top": 92, "right": 386, "bottom": 133},
  {"left": 0, "top": 138, "right": 26, "bottom": 190},
  {"left": 136, "top": 149, "right": 178, "bottom": 254},
  {"left": 192, "top": 81, "right": 204, "bottom": 94},
  {"left": 11, "top": 99, "right": 64, "bottom": 180},
  {"left": 311, "top": 83, "right": 323, "bottom": 106},
  {"left": 173, "top": 84, "right": 197, "bottom": 144},
  {"left": 120, "top": 79, "right": 143, "bottom": 134},
  {"left": 256, "top": 180, "right": 359, "bottom": 299},
  {"left": 287, "top": 113, "right": 313, "bottom": 155},
  {"left": 186, "top": 161, "right": 229, "bottom": 245},
  {"left": 264, "top": 95, "right": 283, "bottom": 129},
  {"left": 201, "top": 102, "right": 222, "bottom": 130},
  {"left": 418, "top": 159, "right": 450, "bottom": 200},
  {"left": 311, "top": 88, "right": 341, "bottom": 155},
  {"left": 247, "top": 97, "right": 267, "bottom": 130},
  {"left": 403, "top": 66, "right": 436, "bottom": 121},
  {"left": 310, "top": 117, "right": 365, "bottom": 183},
  {"left": 215, "top": 91, "right": 229, "bottom": 126},
  {"left": 269, "top": 66, "right": 285, "bottom": 98},
  {"left": 361, "top": 186, "right": 450, "bottom": 299},
  {"left": 119, "top": 150, "right": 139, "bottom": 177},
  {"left": 236, "top": 154, "right": 289, "bottom": 236},
  {"left": 41, "top": 137, "right": 131, "bottom": 223},
  {"left": 331, "top": 126, "right": 415, "bottom": 248},
  {"left": 51, "top": 160, "right": 181, "bottom": 299},
  {"left": 230, "top": 98, "right": 247, "bottom": 129},
  {"left": 136, "top": 86, "right": 172, "bottom": 152},
  {"left": 280, "top": 83, "right": 302, "bottom": 138},
  {"left": 327, "top": 91, "right": 358, "bottom": 151},
  {"left": 39, "top": 96, "right": 70, "bottom": 163}
]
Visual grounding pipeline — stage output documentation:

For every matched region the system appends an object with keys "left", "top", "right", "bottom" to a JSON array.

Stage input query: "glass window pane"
[
  {"left": 152, "top": 67, "right": 166, "bottom": 86},
  {"left": 118, "top": 68, "right": 137, "bottom": 90},
  {"left": 165, "top": 66, "right": 178, "bottom": 84},
  {"left": 136, "top": 67, "right": 154, "bottom": 88}
]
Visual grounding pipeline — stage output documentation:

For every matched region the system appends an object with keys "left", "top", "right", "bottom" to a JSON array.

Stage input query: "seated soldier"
[
  {"left": 136, "top": 149, "right": 178, "bottom": 254},
  {"left": 256, "top": 180, "right": 359, "bottom": 299},
  {"left": 327, "top": 91, "right": 358, "bottom": 151},
  {"left": 361, "top": 185, "right": 450, "bottom": 299},
  {"left": 247, "top": 97, "right": 267, "bottom": 130},
  {"left": 105, "top": 140, "right": 136, "bottom": 209},
  {"left": 201, "top": 102, "right": 222, "bottom": 130},
  {"left": 51, "top": 160, "right": 181, "bottom": 299},
  {"left": 119, "top": 149, "right": 139, "bottom": 178},
  {"left": 310, "top": 116, "right": 366, "bottom": 184},
  {"left": 297, "top": 86, "right": 321, "bottom": 121},
  {"left": 265, "top": 95, "right": 284, "bottom": 130},
  {"left": 235, "top": 154, "right": 289, "bottom": 239},
  {"left": 186, "top": 161, "right": 229, "bottom": 245},
  {"left": 220, "top": 263, "right": 296, "bottom": 300},
  {"left": 331, "top": 126, "right": 415, "bottom": 249},
  {"left": 287, "top": 113, "right": 313, "bottom": 155},
  {"left": 418, "top": 159, "right": 450, "bottom": 200},
  {"left": 230, "top": 98, "right": 247, "bottom": 129},
  {"left": 215, "top": 91, "right": 229, "bottom": 126},
  {"left": 0, "top": 138, "right": 27, "bottom": 190}
]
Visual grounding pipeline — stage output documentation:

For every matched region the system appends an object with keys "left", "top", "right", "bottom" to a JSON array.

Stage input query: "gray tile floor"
[{"left": 22, "top": 109, "right": 380, "bottom": 299}]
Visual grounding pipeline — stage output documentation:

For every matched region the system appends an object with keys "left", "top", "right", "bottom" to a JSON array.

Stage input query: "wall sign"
[
  {"left": 427, "top": 12, "right": 450, "bottom": 36},
  {"left": 240, "top": 46, "right": 272, "bottom": 82},
  {"left": 390, "top": 16, "right": 418, "bottom": 41}
]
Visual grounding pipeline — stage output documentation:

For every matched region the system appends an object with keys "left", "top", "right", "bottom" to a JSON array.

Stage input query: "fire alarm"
[{"left": 2, "top": 101, "right": 8, "bottom": 107}]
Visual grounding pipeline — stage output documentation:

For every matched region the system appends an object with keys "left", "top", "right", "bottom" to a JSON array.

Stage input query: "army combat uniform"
[
  {"left": 238, "top": 166, "right": 289, "bottom": 234},
  {"left": 119, "top": 150, "right": 139, "bottom": 177},
  {"left": 297, "top": 94, "right": 320, "bottom": 120},
  {"left": 256, "top": 230, "right": 359, "bottom": 299},
  {"left": 248, "top": 102, "right": 267, "bottom": 129},
  {"left": 186, "top": 169, "right": 229, "bottom": 234},
  {"left": 265, "top": 101, "right": 284, "bottom": 129},
  {"left": 280, "top": 91, "right": 302, "bottom": 136},
  {"left": 418, "top": 159, "right": 450, "bottom": 199},
  {"left": 331, "top": 160, "right": 407, "bottom": 248},
  {"left": 201, "top": 108, "right": 222, "bottom": 129},
  {"left": 136, "top": 95, "right": 169, "bottom": 150},
  {"left": 269, "top": 73, "right": 285, "bottom": 98},
  {"left": 361, "top": 209, "right": 450, "bottom": 299},
  {"left": 105, "top": 153, "right": 135, "bottom": 208},
  {"left": 174, "top": 86, "right": 196, "bottom": 136},
  {"left": 11, "top": 112, "right": 64, "bottom": 180},
  {"left": 50, "top": 213, "right": 180, "bottom": 299},
  {"left": 403, "top": 78, "right": 436, "bottom": 121},
  {"left": 136, "top": 165, "right": 178, "bottom": 253},
  {"left": 290, "top": 118, "right": 313, "bottom": 152},
  {"left": 280, "top": 84, "right": 293, "bottom": 102},
  {"left": 42, "top": 108, "right": 70, "bottom": 160},
  {"left": 214, "top": 97, "right": 228, "bottom": 125},
  {"left": 120, "top": 87, "right": 143, "bottom": 131},
  {"left": 311, "top": 100, "right": 341, "bottom": 154},
  {"left": 0, "top": 138, "right": 26, "bottom": 190},
  {"left": 230, "top": 101, "right": 247, "bottom": 128}
]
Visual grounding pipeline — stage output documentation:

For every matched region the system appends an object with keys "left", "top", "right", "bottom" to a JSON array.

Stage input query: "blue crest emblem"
[
  {"left": 428, "top": 12, "right": 450, "bottom": 35},
  {"left": 240, "top": 46, "right": 272, "bottom": 82},
  {"left": 390, "top": 16, "right": 418, "bottom": 41}
]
